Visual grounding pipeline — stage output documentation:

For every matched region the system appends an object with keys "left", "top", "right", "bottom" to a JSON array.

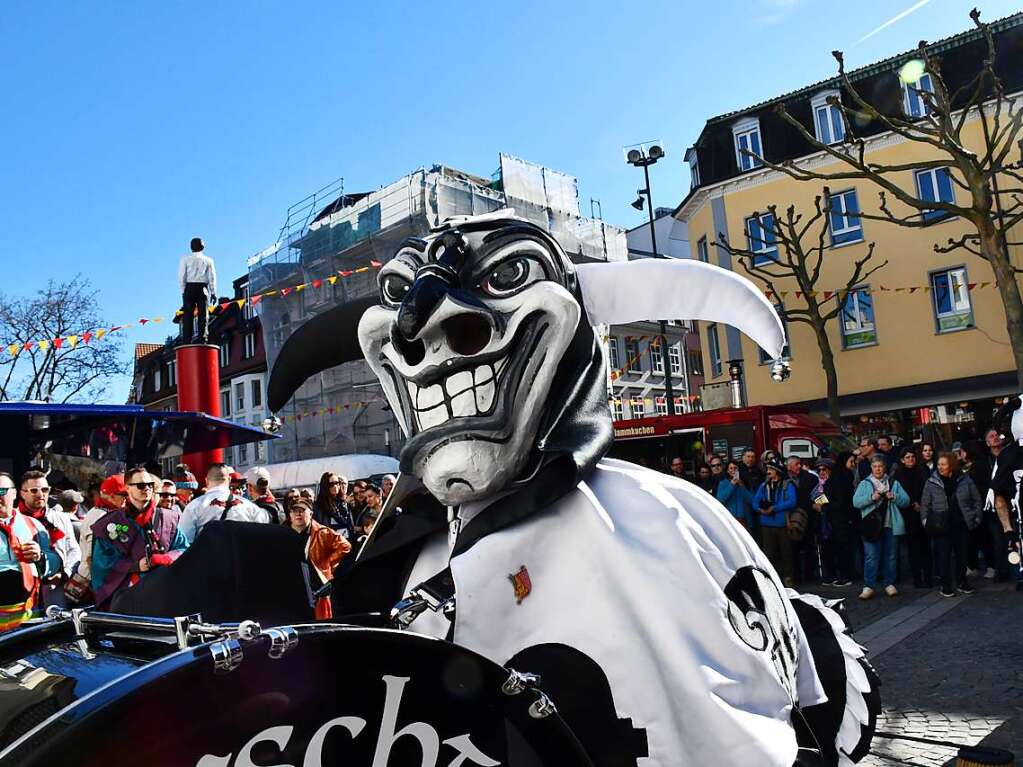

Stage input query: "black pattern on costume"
[
  {"left": 504, "top": 644, "right": 647, "bottom": 767},
  {"left": 723, "top": 566, "right": 798, "bottom": 704}
]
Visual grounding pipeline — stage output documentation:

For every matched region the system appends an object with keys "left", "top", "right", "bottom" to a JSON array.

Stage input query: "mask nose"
[{"left": 392, "top": 284, "right": 494, "bottom": 367}]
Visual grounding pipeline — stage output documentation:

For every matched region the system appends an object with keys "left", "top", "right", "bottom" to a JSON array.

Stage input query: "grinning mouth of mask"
[{"left": 384, "top": 312, "right": 548, "bottom": 449}]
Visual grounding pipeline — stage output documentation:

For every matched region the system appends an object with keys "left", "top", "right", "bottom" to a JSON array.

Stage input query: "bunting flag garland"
[
  {"left": 1, "top": 259, "right": 385, "bottom": 360},
  {"left": 280, "top": 398, "right": 384, "bottom": 424},
  {"left": 0, "top": 258, "right": 1004, "bottom": 361}
]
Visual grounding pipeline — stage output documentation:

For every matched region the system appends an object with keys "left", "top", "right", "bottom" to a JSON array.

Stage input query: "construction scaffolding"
[{"left": 249, "top": 154, "right": 628, "bottom": 464}]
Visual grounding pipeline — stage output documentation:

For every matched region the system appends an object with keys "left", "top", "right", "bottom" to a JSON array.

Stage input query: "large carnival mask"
[{"left": 268, "top": 211, "right": 789, "bottom": 507}]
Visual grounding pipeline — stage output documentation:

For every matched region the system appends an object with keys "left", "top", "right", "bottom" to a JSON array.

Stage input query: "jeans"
[{"left": 863, "top": 527, "right": 897, "bottom": 589}]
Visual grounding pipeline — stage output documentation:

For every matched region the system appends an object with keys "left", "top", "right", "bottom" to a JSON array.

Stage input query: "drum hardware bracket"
[
  {"left": 528, "top": 693, "right": 557, "bottom": 719},
  {"left": 502, "top": 669, "right": 541, "bottom": 696},
  {"left": 210, "top": 638, "right": 244, "bottom": 675},
  {"left": 264, "top": 627, "right": 299, "bottom": 659},
  {"left": 390, "top": 570, "right": 457, "bottom": 630}
]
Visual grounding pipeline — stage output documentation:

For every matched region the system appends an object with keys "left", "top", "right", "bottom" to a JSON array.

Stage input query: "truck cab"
[{"left": 608, "top": 405, "right": 855, "bottom": 474}]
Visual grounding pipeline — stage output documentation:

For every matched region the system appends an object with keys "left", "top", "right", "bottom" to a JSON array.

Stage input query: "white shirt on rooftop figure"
[{"left": 178, "top": 237, "right": 217, "bottom": 344}]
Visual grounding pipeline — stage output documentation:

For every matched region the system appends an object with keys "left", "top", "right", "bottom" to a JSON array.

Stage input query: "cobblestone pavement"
[{"left": 802, "top": 578, "right": 1023, "bottom": 767}]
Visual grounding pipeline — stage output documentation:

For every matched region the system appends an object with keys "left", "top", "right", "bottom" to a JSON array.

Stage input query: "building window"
[
  {"left": 669, "top": 343, "right": 682, "bottom": 375},
  {"left": 608, "top": 337, "right": 620, "bottom": 370},
  {"left": 930, "top": 267, "right": 974, "bottom": 333},
  {"left": 221, "top": 390, "right": 231, "bottom": 417},
  {"left": 243, "top": 289, "right": 255, "bottom": 321},
  {"left": 237, "top": 440, "right": 248, "bottom": 466},
  {"left": 841, "top": 288, "right": 877, "bottom": 348},
  {"left": 903, "top": 71, "right": 935, "bottom": 118},
  {"left": 153, "top": 367, "right": 162, "bottom": 391},
  {"left": 707, "top": 324, "right": 722, "bottom": 378},
  {"left": 733, "top": 118, "right": 763, "bottom": 172},
  {"left": 630, "top": 397, "right": 646, "bottom": 418},
  {"left": 656, "top": 396, "right": 668, "bottom": 416},
  {"left": 611, "top": 397, "right": 623, "bottom": 421},
  {"left": 828, "top": 189, "right": 863, "bottom": 245},
  {"left": 219, "top": 340, "right": 231, "bottom": 368},
  {"left": 686, "top": 148, "right": 701, "bottom": 188},
  {"left": 650, "top": 342, "right": 664, "bottom": 374},
  {"left": 696, "top": 236, "right": 710, "bottom": 263},
  {"left": 235, "top": 382, "right": 245, "bottom": 412},
  {"left": 166, "top": 359, "right": 176, "bottom": 387},
  {"left": 688, "top": 350, "right": 703, "bottom": 376},
  {"left": 759, "top": 304, "right": 791, "bottom": 363},
  {"left": 251, "top": 380, "right": 262, "bottom": 409},
  {"left": 624, "top": 338, "right": 641, "bottom": 372},
  {"left": 745, "top": 212, "right": 777, "bottom": 265},
  {"left": 914, "top": 167, "right": 955, "bottom": 222},
  {"left": 243, "top": 332, "right": 256, "bottom": 360},
  {"left": 812, "top": 91, "right": 845, "bottom": 145},
  {"left": 252, "top": 417, "right": 265, "bottom": 462}
]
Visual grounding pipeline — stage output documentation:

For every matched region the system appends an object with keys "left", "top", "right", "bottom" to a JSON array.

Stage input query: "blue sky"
[{"left": 0, "top": 0, "right": 1014, "bottom": 401}]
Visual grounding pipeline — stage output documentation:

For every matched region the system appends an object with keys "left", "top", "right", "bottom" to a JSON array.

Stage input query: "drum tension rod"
[{"left": 502, "top": 669, "right": 557, "bottom": 720}]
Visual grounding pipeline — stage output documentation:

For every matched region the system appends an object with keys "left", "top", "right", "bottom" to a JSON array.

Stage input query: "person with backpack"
[
  {"left": 752, "top": 460, "right": 797, "bottom": 587},
  {"left": 854, "top": 455, "right": 911, "bottom": 600},
  {"left": 245, "top": 467, "right": 285, "bottom": 524},
  {"left": 920, "top": 451, "right": 983, "bottom": 597},
  {"left": 177, "top": 464, "right": 268, "bottom": 542}
]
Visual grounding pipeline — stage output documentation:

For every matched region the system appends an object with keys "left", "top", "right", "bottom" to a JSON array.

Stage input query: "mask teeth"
[{"left": 406, "top": 361, "right": 505, "bottom": 431}]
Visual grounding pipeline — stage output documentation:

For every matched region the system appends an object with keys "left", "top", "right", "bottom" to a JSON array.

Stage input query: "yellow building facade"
[{"left": 677, "top": 16, "right": 1021, "bottom": 440}]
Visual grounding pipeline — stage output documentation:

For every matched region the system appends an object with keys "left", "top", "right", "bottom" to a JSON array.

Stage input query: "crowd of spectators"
[
  {"left": 0, "top": 460, "right": 396, "bottom": 632},
  {"left": 670, "top": 429, "right": 1018, "bottom": 600}
]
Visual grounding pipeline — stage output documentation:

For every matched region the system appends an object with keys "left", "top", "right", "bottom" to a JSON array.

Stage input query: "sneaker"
[
  {"left": 858, "top": 587, "right": 875, "bottom": 600},
  {"left": 966, "top": 568, "right": 978, "bottom": 577},
  {"left": 984, "top": 568, "right": 996, "bottom": 580},
  {"left": 833, "top": 578, "right": 853, "bottom": 587},
  {"left": 958, "top": 582, "right": 975, "bottom": 595},
  {"left": 940, "top": 588, "right": 957, "bottom": 598},
  {"left": 884, "top": 585, "right": 899, "bottom": 597}
]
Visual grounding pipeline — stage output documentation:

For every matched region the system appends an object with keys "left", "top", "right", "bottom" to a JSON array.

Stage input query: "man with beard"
[
  {"left": 18, "top": 470, "right": 78, "bottom": 609},
  {"left": 90, "top": 467, "right": 188, "bottom": 609},
  {"left": 0, "top": 472, "right": 61, "bottom": 631}
]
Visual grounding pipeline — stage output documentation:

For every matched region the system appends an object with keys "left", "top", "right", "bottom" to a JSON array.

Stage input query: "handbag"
[{"left": 861, "top": 497, "right": 888, "bottom": 543}]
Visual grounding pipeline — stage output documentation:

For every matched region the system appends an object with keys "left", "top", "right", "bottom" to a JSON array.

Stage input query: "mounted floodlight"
[
  {"left": 647, "top": 144, "right": 665, "bottom": 160},
  {"left": 626, "top": 148, "right": 643, "bottom": 164},
  {"left": 631, "top": 196, "right": 645, "bottom": 211}
]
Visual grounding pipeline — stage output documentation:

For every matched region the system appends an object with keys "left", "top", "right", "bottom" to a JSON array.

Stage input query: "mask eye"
[
  {"left": 479, "top": 256, "right": 544, "bottom": 298},
  {"left": 380, "top": 273, "right": 412, "bottom": 307}
]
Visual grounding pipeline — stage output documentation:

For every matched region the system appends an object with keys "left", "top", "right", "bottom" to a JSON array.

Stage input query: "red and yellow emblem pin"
[{"left": 508, "top": 565, "right": 532, "bottom": 604}]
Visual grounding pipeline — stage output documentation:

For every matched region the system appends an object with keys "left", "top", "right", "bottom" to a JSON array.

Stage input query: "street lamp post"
[{"left": 626, "top": 142, "right": 676, "bottom": 416}]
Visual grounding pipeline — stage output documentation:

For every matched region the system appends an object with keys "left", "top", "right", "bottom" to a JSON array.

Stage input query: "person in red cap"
[{"left": 66, "top": 474, "right": 128, "bottom": 604}]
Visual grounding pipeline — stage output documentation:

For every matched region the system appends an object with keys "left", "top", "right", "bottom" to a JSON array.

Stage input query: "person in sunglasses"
[
  {"left": 18, "top": 470, "right": 79, "bottom": 609},
  {"left": 89, "top": 467, "right": 189, "bottom": 610},
  {"left": 156, "top": 479, "right": 180, "bottom": 512},
  {"left": 0, "top": 472, "right": 62, "bottom": 631},
  {"left": 313, "top": 472, "right": 355, "bottom": 541}
]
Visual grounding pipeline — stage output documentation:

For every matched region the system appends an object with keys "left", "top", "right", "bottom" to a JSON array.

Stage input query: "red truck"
[{"left": 609, "top": 405, "right": 855, "bottom": 474}]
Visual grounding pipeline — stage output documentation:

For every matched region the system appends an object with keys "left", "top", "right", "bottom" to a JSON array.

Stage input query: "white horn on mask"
[{"left": 576, "top": 259, "right": 787, "bottom": 361}]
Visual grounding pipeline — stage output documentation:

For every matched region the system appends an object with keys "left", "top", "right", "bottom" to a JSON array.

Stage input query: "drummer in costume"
[
  {"left": 90, "top": 468, "right": 188, "bottom": 610},
  {"left": 287, "top": 497, "right": 351, "bottom": 618},
  {"left": 0, "top": 472, "right": 62, "bottom": 632},
  {"left": 269, "top": 212, "right": 880, "bottom": 767}
]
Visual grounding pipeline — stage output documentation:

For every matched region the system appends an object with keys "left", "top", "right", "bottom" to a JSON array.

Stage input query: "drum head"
[{"left": 2, "top": 625, "right": 592, "bottom": 767}]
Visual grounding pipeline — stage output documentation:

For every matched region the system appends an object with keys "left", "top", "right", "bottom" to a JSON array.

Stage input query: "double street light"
[{"left": 625, "top": 142, "right": 677, "bottom": 416}]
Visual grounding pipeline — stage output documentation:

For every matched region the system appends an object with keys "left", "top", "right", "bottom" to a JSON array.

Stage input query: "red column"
[{"left": 175, "top": 343, "right": 223, "bottom": 482}]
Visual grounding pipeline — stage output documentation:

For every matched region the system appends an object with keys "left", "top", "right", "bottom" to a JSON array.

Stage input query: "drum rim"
[{"left": 0, "top": 621, "right": 557, "bottom": 762}]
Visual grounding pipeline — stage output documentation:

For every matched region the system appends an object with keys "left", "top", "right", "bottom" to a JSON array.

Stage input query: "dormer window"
[
  {"left": 903, "top": 71, "right": 935, "bottom": 118},
  {"left": 732, "top": 117, "right": 763, "bottom": 172},
  {"left": 811, "top": 90, "right": 845, "bottom": 144},
  {"left": 685, "top": 147, "right": 701, "bottom": 188}
]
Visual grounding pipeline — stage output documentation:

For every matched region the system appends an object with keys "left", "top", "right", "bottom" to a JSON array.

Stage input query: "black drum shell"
[{"left": 0, "top": 623, "right": 592, "bottom": 767}]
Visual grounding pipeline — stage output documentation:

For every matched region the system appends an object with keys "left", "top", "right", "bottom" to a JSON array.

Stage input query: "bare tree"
[
  {"left": 742, "top": 10, "right": 1023, "bottom": 386},
  {"left": 0, "top": 278, "right": 128, "bottom": 403},
  {"left": 718, "top": 193, "right": 888, "bottom": 422}
]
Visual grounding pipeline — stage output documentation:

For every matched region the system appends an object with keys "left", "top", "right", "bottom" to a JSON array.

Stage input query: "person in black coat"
[
  {"left": 312, "top": 472, "right": 355, "bottom": 542},
  {"left": 815, "top": 456, "right": 855, "bottom": 586},
  {"left": 892, "top": 448, "right": 931, "bottom": 587}
]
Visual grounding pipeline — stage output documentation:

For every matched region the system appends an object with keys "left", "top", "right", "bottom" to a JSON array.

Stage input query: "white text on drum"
[{"left": 195, "top": 674, "right": 500, "bottom": 767}]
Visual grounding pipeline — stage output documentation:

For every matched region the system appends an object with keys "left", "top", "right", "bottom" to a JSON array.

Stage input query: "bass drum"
[{"left": 0, "top": 623, "right": 593, "bottom": 767}]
